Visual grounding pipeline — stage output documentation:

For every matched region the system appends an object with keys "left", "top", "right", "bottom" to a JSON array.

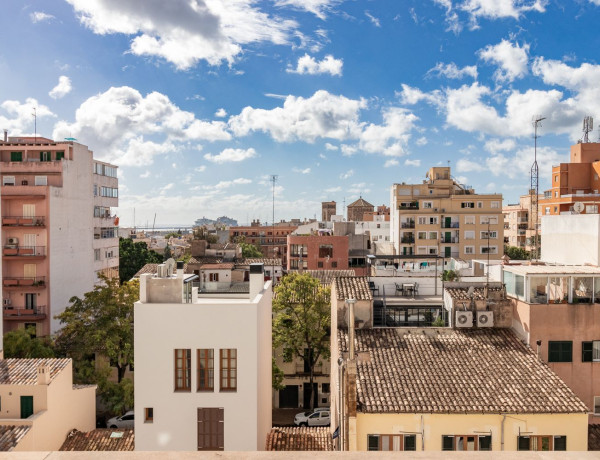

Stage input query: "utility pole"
[{"left": 530, "top": 116, "right": 545, "bottom": 261}]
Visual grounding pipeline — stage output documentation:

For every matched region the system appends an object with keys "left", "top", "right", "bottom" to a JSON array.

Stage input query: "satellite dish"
[
  {"left": 467, "top": 286, "right": 475, "bottom": 297},
  {"left": 574, "top": 202, "right": 585, "bottom": 214},
  {"left": 165, "top": 258, "right": 176, "bottom": 276}
]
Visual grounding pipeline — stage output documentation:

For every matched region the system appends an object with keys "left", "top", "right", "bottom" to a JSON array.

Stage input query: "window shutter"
[{"left": 583, "top": 342, "right": 593, "bottom": 362}]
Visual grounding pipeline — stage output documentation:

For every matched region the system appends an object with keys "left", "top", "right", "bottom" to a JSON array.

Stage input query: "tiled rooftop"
[
  {"left": 0, "top": 358, "right": 69, "bottom": 385},
  {"left": 589, "top": 424, "right": 600, "bottom": 451},
  {"left": 0, "top": 426, "right": 31, "bottom": 451},
  {"left": 333, "top": 276, "right": 372, "bottom": 301},
  {"left": 243, "top": 258, "right": 282, "bottom": 266},
  {"left": 306, "top": 270, "right": 356, "bottom": 286},
  {"left": 446, "top": 286, "right": 503, "bottom": 301},
  {"left": 265, "top": 427, "right": 333, "bottom": 451},
  {"left": 188, "top": 257, "right": 222, "bottom": 265},
  {"left": 60, "top": 429, "right": 134, "bottom": 451},
  {"left": 338, "top": 328, "right": 587, "bottom": 414},
  {"left": 200, "top": 263, "right": 235, "bottom": 270},
  {"left": 133, "top": 263, "right": 190, "bottom": 278}
]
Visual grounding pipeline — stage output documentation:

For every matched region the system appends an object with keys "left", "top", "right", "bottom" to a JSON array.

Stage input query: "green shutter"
[
  {"left": 583, "top": 342, "right": 593, "bottom": 362},
  {"left": 10, "top": 152, "right": 22, "bottom": 162},
  {"left": 56, "top": 151, "right": 64, "bottom": 160},
  {"left": 20, "top": 396, "right": 33, "bottom": 419}
]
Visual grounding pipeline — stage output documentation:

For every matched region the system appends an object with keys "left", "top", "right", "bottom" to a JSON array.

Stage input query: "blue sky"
[{"left": 2, "top": 0, "right": 600, "bottom": 226}]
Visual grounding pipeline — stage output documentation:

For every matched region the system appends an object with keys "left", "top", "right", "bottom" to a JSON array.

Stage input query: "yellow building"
[
  {"left": 331, "top": 327, "right": 588, "bottom": 452},
  {"left": 502, "top": 194, "right": 543, "bottom": 252},
  {"left": 390, "top": 167, "right": 503, "bottom": 261}
]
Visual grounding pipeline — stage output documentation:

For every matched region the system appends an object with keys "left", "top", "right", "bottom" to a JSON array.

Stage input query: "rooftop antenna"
[
  {"left": 583, "top": 116, "right": 593, "bottom": 143},
  {"left": 530, "top": 115, "right": 546, "bottom": 261},
  {"left": 270, "top": 175, "right": 278, "bottom": 280},
  {"left": 343, "top": 197, "right": 346, "bottom": 221},
  {"left": 32, "top": 108, "right": 37, "bottom": 143}
]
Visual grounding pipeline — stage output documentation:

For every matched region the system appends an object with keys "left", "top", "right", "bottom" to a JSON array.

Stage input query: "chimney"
[
  {"left": 176, "top": 260, "right": 184, "bottom": 279},
  {"left": 249, "top": 263, "right": 264, "bottom": 300},
  {"left": 3, "top": 130, "right": 7, "bottom": 142},
  {"left": 37, "top": 363, "right": 50, "bottom": 385},
  {"left": 346, "top": 299, "right": 356, "bottom": 360}
]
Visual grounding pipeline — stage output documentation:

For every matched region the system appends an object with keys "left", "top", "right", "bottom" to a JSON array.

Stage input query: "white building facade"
[{"left": 134, "top": 263, "right": 272, "bottom": 451}]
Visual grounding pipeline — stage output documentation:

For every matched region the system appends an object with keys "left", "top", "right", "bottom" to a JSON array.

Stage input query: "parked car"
[
  {"left": 294, "top": 408, "right": 330, "bottom": 427},
  {"left": 107, "top": 410, "right": 134, "bottom": 429}
]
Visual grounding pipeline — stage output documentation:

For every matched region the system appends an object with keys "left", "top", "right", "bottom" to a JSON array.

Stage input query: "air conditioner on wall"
[
  {"left": 455, "top": 311, "right": 473, "bottom": 328},
  {"left": 3, "top": 299, "right": 10, "bottom": 306},
  {"left": 7, "top": 237, "right": 18, "bottom": 245},
  {"left": 477, "top": 311, "right": 494, "bottom": 327}
]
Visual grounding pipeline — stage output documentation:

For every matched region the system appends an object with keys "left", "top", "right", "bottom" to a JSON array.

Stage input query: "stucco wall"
[{"left": 541, "top": 214, "right": 600, "bottom": 266}]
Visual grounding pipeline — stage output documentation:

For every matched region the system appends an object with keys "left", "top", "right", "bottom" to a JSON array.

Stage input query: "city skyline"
[{"left": 2, "top": 1, "right": 600, "bottom": 225}]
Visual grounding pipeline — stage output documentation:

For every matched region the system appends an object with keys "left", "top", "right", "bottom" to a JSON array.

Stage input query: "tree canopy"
[
  {"left": 3, "top": 328, "right": 55, "bottom": 358},
  {"left": 273, "top": 273, "right": 330, "bottom": 409},
  {"left": 119, "top": 237, "right": 162, "bottom": 284},
  {"left": 241, "top": 242, "right": 264, "bottom": 258},
  {"left": 504, "top": 245, "right": 530, "bottom": 260}
]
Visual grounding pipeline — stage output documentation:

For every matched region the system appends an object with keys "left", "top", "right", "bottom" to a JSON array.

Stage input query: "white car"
[
  {"left": 294, "top": 408, "right": 330, "bottom": 427},
  {"left": 107, "top": 410, "right": 134, "bottom": 429}
]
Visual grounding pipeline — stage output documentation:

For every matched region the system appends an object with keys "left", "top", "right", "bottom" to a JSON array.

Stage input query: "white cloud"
[
  {"left": 340, "top": 169, "right": 354, "bottom": 179},
  {"left": 397, "top": 84, "right": 443, "bottom": 106},
  {"left": 0, "top": 98, "right": 55, "bottom": 135},
  {"left": 365, "top": 11, "right": 381, "bottom": 27},
  {"left": 405, "top": 159, "right": 421, "bottom": 167},
  {"left": 215, "top": 108, "right": 227, "bottom": 118},
  {"left": 140, "top": 170, "right": 151, "bottom": 178},
  {"left": 49, "top": 76, "right": 72, "bottom": 99},
  {"left": 66, "top": 0, "right": 299, "bottom": 69},
  {"left": 159, "top": 183, "right": 174, "bottom": 195},
  {"left": 341, "top": 144, "right": 358, "bottom": 156},
  {"left": 30, "top": 11, "right": 55, "bottom": 23},
  {"left": 195, "top": 165, "right": 207, "bottom": 173},
  {"left": 324, "top": 142, "right": 338, "bottom": 150},
  {"left": 292, "top": 167, "right": 311, "bottom": 174},
  {"left": 384, "top": 159, "right": 399, "bottom": 167},
  {"left": 358, "top": 107, "right": 418, "bottom": 157},
  {"left": 201, "top": 178, "right": 252, "bottom": 191},
  {"left": 274, "top": 0, "right": 342, "bottom": 19},
  {"left": 478, "top": 39, "right": 530, "bottom": 83},
  {"left": 52, "top": 86, "right": 230, "bottom": 166},
  {"left": 287, "top": 54, "right": 343, "bottom": 76},
  {"left": 426, "top": 62, "right": 478, "bottom": 79},
  {"left": 324, "top": 186, "right": 341, "bottom": 193},
  {"left": 204, "top": 147, "right": 257, "bottom": 164},
  {"left": 484, "top": 138, "right": 516, "bottom": 154},
  {"left": 415, "top": 137, "right": 428, "bottom": 146},
  {"left": 456, "top": 158, "right": 485, "bottom": 172},
  {"left": 348, "top": 182, "right": 370, "bottom": 194}
]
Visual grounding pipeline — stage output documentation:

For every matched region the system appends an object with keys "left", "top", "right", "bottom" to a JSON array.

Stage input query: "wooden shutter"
[
  {"left": 23, "top": 205, "right": 35, "bottom": 218},
  {"left": 198, "top": 408, "right": 224, "bottom": 451}
]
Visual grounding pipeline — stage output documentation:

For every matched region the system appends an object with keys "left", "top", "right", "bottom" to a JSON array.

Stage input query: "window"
[
  {"left": 461, "top": 202, "right": 474, "bottom": 208},
  {"left": 209, "top": 273, "right": 219, "bottom": 282},
  {"left": 554, "top": 206, "right": 558, "bottom": 213},
  {"left": 422, "top": 201, "right": 433, "bottom": 209},
  {"left": 442, "top": 435, "right": 490, "bottom": 451},
  {"left": 174, "top": 349, "right": 191, "bottom": 391},
  {"left": 10, "top": 152, "right": 22, "bottom": 162},
  {"left": 144, "top": 408, "right": 153, "bottom": 423},
  {"left": 582, "top": 341, "right": 600, "bottom": 362},
  {"left": 464, "top": 216, "right": 475, "bottom": 224},
  {"left": 331, "top": 261, "right": 337, "bottom": 268},
  {"left": 595, "top": 396, "right": 600, "bottom": 415},
  {"left": 367, "top": 434, "right": 416, "bottom": 451},
  {"left": 464, "top": 231, "right": 475, "bottom": 240},
  {"left": 317, "top": 261, "right": 323, "bottom": 268},
  {"left": 518, "top": 436, "right": 566, "bottom": 451},
  {"left": 40, "top": 151, "right": 51, "bottom": 162},
  {"left": 417, "top": 232, "right": 426, "bottom": 240},
  {"left": 322, "top": 383, "right": 330, "bottom": 393},
  {"left": 480, "top": 216, "right": 498, "bottom": 224},
  {"left": 480, "top": 246, "right": 498, "bottom": 254},
  {"left": 555, "top": 175, "right": 559, "bottom": 182},
  {"left": 93, "top": 185, "right": 98, "bottom": 196},
  {"left": 418, "top": 216, "right": 438, "bottom": 225},
  {"left": 428, "top": 231, "right": 438, "bottom": 240},
  {"left": 56, "top": 151, "right": 64, "bottom": 161},
  {"left": 318, "top": 245, "right": 333, "bottom": 258},
  {"left": 34, "top": 176, "right": 47, "bottom": 186},
  {"left": 197, "top": 349, "right": 214, "bottom": 391},
  {"left": 464, "top": 246, "right": 474, "bottom": 255},
  {"left": 3, "top": 176, "right": 15, "bottom": 186},
  {"left": 220, "top": 349, "right": 237, "bottom": 391},
  {"left": 428, "top": 247, "right": 438, "bottom": 255},
  {"left": 100, "top": 186, "right": 118, "bottom": 197},
  {"left": 480, "top": 231, "right": 497, "bottom": 239},
  {"left": 477, "top": 201, "right": 483, "bottom": 208},
  {"left": 545, "top": 207, "right": 550, "bottom": 214},
  {"left": 94, "top": 249, "right": 101, "bottom": 261},
  {"left": 491, "top": 201, "right": 499, "bottom": 208},
  {"left": 548, "top": 341, "right": 572, "bottom": 363}
]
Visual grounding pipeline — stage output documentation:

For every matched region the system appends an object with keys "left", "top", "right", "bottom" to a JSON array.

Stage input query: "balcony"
[
  {"left": 3, "top": 305, "right": 47, "bottom": 321},
  {"left": 2, "top": 276, "right": 46, "bottom": 288},
  {"left": 441, "top": 222, "right": 459, "bottom": 229},
  {"left": 398, "top": 203, "right": 419, "bottom": 210},
  {"left": 401, "top": 237, "right": 415, "bottom": 244},
  {"left": 440, "top": 236, "right": 459, "bottom": 243},
  {"left": 2, "top": 216, "right": 45, "bottom": 227},
  {"left": 518, "top": 224, "right": 528, "bottom": 230},
  {"left": 3, "top": 246, "right": 46, "bottom": 258},
  {"left": 401, "top": 222, "right": 415, "bottom": 229}
]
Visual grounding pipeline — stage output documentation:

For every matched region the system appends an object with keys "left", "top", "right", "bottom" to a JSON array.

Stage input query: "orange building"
[
  {"left": 229, "top": 220, "right": 298, "bottom": 265},
  {"left": 286, "top": 235, "right": 349, "bottom": 272},
  {"left": 541, "top": 142, "right": 600, "bottom": 216},
  {"left": 363, "top": 205, "right": 390, "bottom": 222}
]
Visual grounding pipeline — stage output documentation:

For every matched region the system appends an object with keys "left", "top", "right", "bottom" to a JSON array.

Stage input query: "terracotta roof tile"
[
  {"left": 0, "top": 358, "right": 69, "bottom": 385},
  {"left": 265, "top": 427, "right": 333, "bottom": 451},
  {"left": 60, "top": 429, "right": 134, "bottom": 451},
  {"left": 338, "top": 328, "right": 588, "bottom": 414},
  {"left": 200, "top": 263, "right": 235, "bottom": 270},
  {"left": 589, "top": 424, "right": 600, "bottom": 450},
  {"left": 133, "top": 263, "right": 190, "bottom": 278},
  {"left": 306, "top": 270, "right": 356, "bottom": 286},
  {"left": 334, "top": 276, "right": 373, "bottom": 301},
  {"left": 446, "top": 287, "right": 503, "bottom": 301},
  {"left": 348, "top": 197, "right": 374, "bottom": 208},
  {"left": 188, "top": 257, "right": 222, "bottom": 265},
  {"left": 243, "top": 258, "right": 282, "bottom": 266},
  {"left": 0, "top": 426, "right": 31, "bottom": 451}
]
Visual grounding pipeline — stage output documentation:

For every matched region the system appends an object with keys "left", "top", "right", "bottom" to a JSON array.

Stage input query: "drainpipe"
[
  {"left": 338, "top": 357, "right": 345, "bottom": 451},
  {"left": 501, "top": 414, "right": 506, "bottom": 451}
]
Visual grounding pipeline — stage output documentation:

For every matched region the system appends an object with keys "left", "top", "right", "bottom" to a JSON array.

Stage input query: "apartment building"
[
  {"left": 134, "top": 262, "right": 272, "bottom": 451},
  {"left": 229, "top": 220, "right": 297, "bottom": 265},
  {"left": 362, "top": 205, "right": 390, "bottom": 222},
  {"left": 390, "top": 166, "right": 503, "bottom": 261},
  {"left": 0, "top": 136, "right": 118, "bottom": 335},
  {"left": 321, "top": 201, "right": 336, "bottom": 222},
  {"left": 287, "top": 235, "right": 349, "bottom": 272},
  {"left": 503, "top": 194, "right": 543, "bottom": 251},
  {"left": 541, "top": 141, "right": 600, "bottom": 216}
]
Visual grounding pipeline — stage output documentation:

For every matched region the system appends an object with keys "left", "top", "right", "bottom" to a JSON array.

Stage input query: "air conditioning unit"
[
  {"left": 3, "top": 299, "right": 10, "bottom": 306},
  {"left": 455, "top": 311, "right": 473, "bottom": 328},
  {"left": 441, "top": 208, "right": 446, "bottom": 212},
  {"left": 477, "top": 311, "right": 494, "bottom": 328},
  {"left": 434, "top": 208, "right": 438, "bottom": 212},
  {"left": 7, "top": 237, "right": 18, "bottom": 245}
]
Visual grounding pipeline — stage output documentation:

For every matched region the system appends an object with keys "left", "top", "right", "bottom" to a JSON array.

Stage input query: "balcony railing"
[
  {"left": 401, "top": 237, "right": 415, "bottom": 244},
  {"left": 441, "top": 236, "right": 459, "bottom": 243},
  {"left": 2, "top": 276, "right": 46, "bottom": 287},
  {"left": 399, "top": 203, "right": 419, "bottom": 210},
  {"left": 2, "top": 216, "right": 45, "bottom": 227},
  {"left": 518, "top": 224, "right": 528, "bottom": 230},
  {"left": 441, "top": 222, "right": 459, "bottom": 228},
  {"left": 401, "top": 222, "right": 415, "bottom": 229},
  {"left": 3, "top": 305, "right": 47, "bottom": 320},
  {"left": 3, "top": 246, "right": 46, "bottom": 257}
]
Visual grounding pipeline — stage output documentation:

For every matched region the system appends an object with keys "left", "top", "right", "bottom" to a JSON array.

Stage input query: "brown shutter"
[
  {"left": 198, "top": 407, "right": 224, "bottom": 451},
  {"left": 217, "top": 408, "right": 224, "bottom": 450}
]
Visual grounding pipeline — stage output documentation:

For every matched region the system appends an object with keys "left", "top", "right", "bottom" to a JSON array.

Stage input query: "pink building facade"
[{"left": 1, "top": 137, "right": 118, "bottom": 336}]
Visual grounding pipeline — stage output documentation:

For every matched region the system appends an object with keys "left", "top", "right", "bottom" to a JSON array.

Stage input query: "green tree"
[
  {"left": 194, "top": 226, "right": 219, "bottom": 244},
  {"left": 504, "top": 245, "right": 529, "bottom": 260},
  {"left": 441, "top": 269, "right": 460, "bottom": 282},
  {"left": 240, "top": 242, "right": 264, "bottom": 258},
  {"left": 119, "top": 237, "right": 162, "bottom": 284},
  {"left": 163, "top": 245, "right": 173, "bottom": 261},
  {"left": 273, "top": 273, "right": 330, "bottom": 410},
  {"left": 3, "top": 328, "right": 55, "bottom": 358},
  {"left": 54, "top": 276, "right": 137, "bottom": 383},
  {"left": 272, "top": 357, "right": 285, "bottom": 391}
]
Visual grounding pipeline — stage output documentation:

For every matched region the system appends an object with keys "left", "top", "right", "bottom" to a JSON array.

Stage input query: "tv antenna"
[
  {"left": 31, "top": 108, "right": 37, "bottom": 143},
  {"left": 583, "top": 116, "right": 593, "bottom": 143},
  {"left": 530, "top": 115, "right": 546, "bottom": 261}
]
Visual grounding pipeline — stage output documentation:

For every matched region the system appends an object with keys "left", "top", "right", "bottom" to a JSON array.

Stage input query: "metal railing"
[
  {"left": 3, "top": 305, "right": 46, "bottom": 318},
  {"left": 2, "top": 216, "right": 45, "bottom": 226},
  {"left": 401, "top": 237, "right": 414, "bottom": 244},
  {"left": 441, "top": 222, "right": 459, "bottom": 228},
  {"left": 401, "top": 222, "right": 415, "bottom": 229},
  {"left": 440, "top": 236, "right": 459, "bottom": 243},
  {"left": 2, "top": 246, "right": 46, "bottom": 256},
  {"left": 2, "top": 276, "right": 46, "bottom": 287}
]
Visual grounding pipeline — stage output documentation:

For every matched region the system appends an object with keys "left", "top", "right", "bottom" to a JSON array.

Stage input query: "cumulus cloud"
[
  {"left": 195, "top": 165, "right": 207, "bottom": 173},
  {"left": 274, "top": 0, "right": 342, "bottom": 19},
  {"left": 287, "top": 54, "right": 343, "bottom": 76},
  {"left": 397, "top": 84, "right": 443, "bottom": 106},
  {"left": 0, "top": 98, "right": 54, "bottom": 134},
  {"left": 292, "top": 167, "right": 311, "bottom": 174},
  {"left": 405, "top": 159, "right": 421, "bottom": 167},
  {"left": 65, "top": 0, "right": 298, "bottom": 69},
  {"left": 49, "top": 76, "right": 72, "bottom": 99},
  {"left": 484, "top": 138, "right": 516, "bottom": 154},
  {"left": 358, "top": 107, "right": 418, "bottom": 157},
  {"left": 340, "top": 169, "right": 354, "bottom": 179},
  {"left": 215, "top": 108, "right": 227, "bottom": 118},
  {"left": 426, "top": 62, "right": 478, "bottom": 80},
  {"left": 30, "top": 11, "right": 55, "bottom": 23},
  {"left": 52, "top": 86, "right": 230, "bottom": 166},
  {"left": 204, "top": 147, "right": 257, "bottom": 163},
  {"left": 478, "top": 39, "right": 530, "bottom": 82},
  {"left": 384, "top": 159, "right": 399, "bottom": 167},
  {"left": 324, "top": 142, "right": 338, "bottom": 151},
  {"left": 200, "top": 178, "right": 252, "bottom": 191}
]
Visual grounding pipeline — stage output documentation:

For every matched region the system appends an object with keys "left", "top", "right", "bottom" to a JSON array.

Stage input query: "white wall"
[{"left": 541, "top": 214, "right": 600, "bottom": 265}]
